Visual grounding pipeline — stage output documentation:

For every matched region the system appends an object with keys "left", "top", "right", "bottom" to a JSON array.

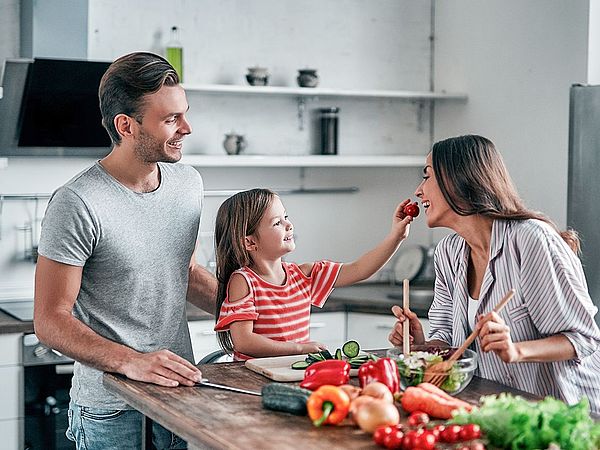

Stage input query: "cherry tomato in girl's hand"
[{"left": 403, "top": 202, "right": 420, "bottom": 218}]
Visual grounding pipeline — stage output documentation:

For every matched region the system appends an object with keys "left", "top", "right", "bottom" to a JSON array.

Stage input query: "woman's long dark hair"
[
  {"left": 213, "top": 188, "right": 276, "bottom": 353},
  {"left": 432, "top": 135, "right": 580, "bottom": 253}
]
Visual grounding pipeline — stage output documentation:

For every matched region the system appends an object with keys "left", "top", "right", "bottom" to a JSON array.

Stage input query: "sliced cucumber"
[
  {"left": 320, "top": 349, "right": 333, "bottom": 360},
  {"left": 291, "top": 360, "right": 311, "bottom": 370},
  {"left": 335, "top": 348, "right": 343, "bottom": 360},
  {"left": 342, "top": 340, "right": 360, "bottom": 358},
  {"left": 307, "top": 352, "right": 325, "bottom": 362}
]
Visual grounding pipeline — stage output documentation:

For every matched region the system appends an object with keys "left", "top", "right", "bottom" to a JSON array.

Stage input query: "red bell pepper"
[
  {"left": 299, "top": 359, "right": 351, "bottom": 391},
  {"left": 357, "top": 357, "right": 399, "bottom": 394}
]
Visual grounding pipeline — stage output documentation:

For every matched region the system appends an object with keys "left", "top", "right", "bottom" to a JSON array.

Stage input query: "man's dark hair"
[{"left": 98, "top": 52, "right": 179, "bottom": 145}]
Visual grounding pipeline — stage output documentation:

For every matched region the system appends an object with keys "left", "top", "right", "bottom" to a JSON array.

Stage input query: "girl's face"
[
  {"left": 250, "top": 196, "right": 295, "bottom": 259},
  {"left": 414, "top": 153, "right": 454, "bottom": 228}
]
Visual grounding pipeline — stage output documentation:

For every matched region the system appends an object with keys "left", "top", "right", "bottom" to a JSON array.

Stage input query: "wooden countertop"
[{"left": 104, "top": 351, "right": 540, "bottom": 450}]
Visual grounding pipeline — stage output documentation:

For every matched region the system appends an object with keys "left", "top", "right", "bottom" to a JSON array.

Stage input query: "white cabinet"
[
  {"left": 0, "top": 333, "right": 23, "bottom": 450},
  {"left": 309, "top": 312, "right": 345, "bottom": 352},
  {"left": 187, "top": 320, "right": 220, "bottom": 364},
  {"left": 346, "top": 312, "right": 430, "bottom": 351}
]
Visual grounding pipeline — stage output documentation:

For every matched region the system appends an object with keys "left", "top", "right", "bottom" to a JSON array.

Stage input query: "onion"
[
  {"left": 353, "top": 399, "right": 400, "bottom": 434},
  {"left": 339, "top": 384, "right": 362, "bottom": 401},
  {"left": 360, "top": 382, "right": 394, "bottom": 403},
  {"left": 349, "top": 395, "right": 375, "bottom": 416}
]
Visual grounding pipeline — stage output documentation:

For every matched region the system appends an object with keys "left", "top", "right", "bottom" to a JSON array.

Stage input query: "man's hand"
[{"left": 120, "top": 349, "right": 203, "bottom": 387}]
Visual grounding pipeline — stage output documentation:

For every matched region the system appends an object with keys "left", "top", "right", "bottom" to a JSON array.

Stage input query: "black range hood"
[{"left": 0, "top": 58, "right": 112, "bottom": 156}]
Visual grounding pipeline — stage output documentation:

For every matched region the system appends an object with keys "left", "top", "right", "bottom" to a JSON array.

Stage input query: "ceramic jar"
[
  {"left": 223, "top": 133, "right": 246, "bottom": 155},
  {"left": 297, "top": 69, "right": 319, "bottom": 88},
  {"left": 246, "top": 67, "right": 269, "bottom": 86}
]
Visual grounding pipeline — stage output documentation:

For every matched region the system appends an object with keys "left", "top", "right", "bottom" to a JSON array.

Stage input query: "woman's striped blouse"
[{"left": 428, "top": 219, "right": 600, "bottom": 413}]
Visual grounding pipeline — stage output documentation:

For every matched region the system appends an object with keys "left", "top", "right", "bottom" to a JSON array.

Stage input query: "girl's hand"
[
  {"left": 389, "top": 305, "right": 425, "bottom": 347},
  {"left": 391, "top": 199, "right": 414, "bottom": 241},
  {"left": 299, "top": 341, "right": 327, "bottom": 354},
  {"left": 478, "top": 311, "right": 520, "bottom": 363}
]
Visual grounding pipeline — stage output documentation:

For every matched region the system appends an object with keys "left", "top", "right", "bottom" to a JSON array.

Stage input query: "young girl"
[{"left": 214, "top": 188, "right": 414, "bottom": 359}]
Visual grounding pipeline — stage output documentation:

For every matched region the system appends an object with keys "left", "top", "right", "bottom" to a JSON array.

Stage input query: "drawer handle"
[
  {"left": 309, "top": 323, "right": 326, "bottom": 329},
  {"left": 199, "top": 330, "right": 216, "bottom": 336},
  {"left": 375, "top": 324, "right": 393, "bottom": 329}
]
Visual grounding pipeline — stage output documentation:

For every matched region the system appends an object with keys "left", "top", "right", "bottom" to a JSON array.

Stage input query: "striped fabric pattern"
[
  {"left": 429, "top": 219, "right": 600, "bottom": 413},
  {"left": 215, "top": 261, "right": 342, "bottom": 359}
]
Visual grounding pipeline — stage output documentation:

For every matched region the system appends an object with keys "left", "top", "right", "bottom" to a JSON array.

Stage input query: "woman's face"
[{"left": 414, "top": 153, "right": 453, "bottom": 228}]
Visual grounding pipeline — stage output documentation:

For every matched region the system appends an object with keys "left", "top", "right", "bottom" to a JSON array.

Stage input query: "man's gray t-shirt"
[{"left": 37, "top": 161, "right": 203, "bottom": 409}]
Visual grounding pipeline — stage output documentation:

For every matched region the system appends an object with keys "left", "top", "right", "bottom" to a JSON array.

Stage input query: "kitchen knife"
[{"left": 195, "top": 378, "right": 262, "bottom": 396}]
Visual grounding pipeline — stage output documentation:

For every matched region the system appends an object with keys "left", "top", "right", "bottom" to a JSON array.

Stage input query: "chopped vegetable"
[
  {"left": 396, "top": 349, "right": 466, "bottom": 393},
  {"left": 451, "top": 393, "right": 600, "bottom": 450},
  {"left": 342, "top": 340, "right": 360, "bottom": 358},
  {"left": 306, "top": 385, "right": 351, "bottom": 426},
  {"left": 358, "top": 357, "right": 400, "bottom": 394},
  {"left": 299, "top": 359, "right": 351, "bottom": 391}
]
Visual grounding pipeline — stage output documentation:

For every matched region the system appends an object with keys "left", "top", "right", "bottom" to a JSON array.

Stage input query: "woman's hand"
[
  {"left": 389, "top": 305, "right": 425, "bottom": 346},
  {"left": 478, "top": 311, "right": 520, "bottom": 363}
]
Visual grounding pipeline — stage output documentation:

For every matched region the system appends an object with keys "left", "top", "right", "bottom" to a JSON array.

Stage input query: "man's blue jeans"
[{"left": 67, "top": 401, "right": 187, "bottom": 450}]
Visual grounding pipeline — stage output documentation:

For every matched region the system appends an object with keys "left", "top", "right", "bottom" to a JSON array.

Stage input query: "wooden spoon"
[
  {"left": 403, "top": 278, "right": 410, "bottom": 355},
  {"left": 423, "top": 288, "right": 516, "bottom": 387}
]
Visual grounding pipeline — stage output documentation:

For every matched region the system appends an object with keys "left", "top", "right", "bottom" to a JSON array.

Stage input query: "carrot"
[
  {"left": 400, "top": 386, "right": 473, "bottom": 419},
  {"left": 417, "top": 383, "right": 473, "bottom": 412}
]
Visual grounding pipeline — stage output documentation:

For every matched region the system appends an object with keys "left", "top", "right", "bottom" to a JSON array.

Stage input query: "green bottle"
[{"left": 166, "top": 26, "right": 183, "bottom": 82}]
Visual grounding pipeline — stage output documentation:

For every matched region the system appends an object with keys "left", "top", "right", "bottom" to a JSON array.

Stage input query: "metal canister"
[{"left": 319, "top": 107, "right": 339, "bottom": 155}]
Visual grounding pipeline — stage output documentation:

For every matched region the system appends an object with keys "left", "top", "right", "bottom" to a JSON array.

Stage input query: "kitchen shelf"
[
  {"left": 180, "top": 155, "right": 425, "bottom": 168},
  {"left": 183, "top": 84, "right": 467, "bottom": 101}
]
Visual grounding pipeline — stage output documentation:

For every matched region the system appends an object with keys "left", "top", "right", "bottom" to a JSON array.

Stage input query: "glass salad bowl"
[{"left": 387, "top": 345, "right": 478, "bottom": 395}]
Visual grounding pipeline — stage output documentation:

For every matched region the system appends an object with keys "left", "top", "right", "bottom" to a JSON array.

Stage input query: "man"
[{"left": 34, "top": 52, "right": 217, "bottom": 449}]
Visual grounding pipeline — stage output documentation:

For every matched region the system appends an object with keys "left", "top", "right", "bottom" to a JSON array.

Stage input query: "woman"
[{"left": 389, "top": 134, "right": 600, "bottom": 413}]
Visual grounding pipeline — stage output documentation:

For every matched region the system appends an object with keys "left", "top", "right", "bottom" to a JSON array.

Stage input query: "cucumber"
[
  {"left": 291, "top": 360, "right": 310, "bottom": 370},
  {"left": 307, "top": 352, "right": 325, "bottom": 362},
  {"left": 261, "top": 383, "right": 312, "bottom": 415},
  {"left": 319, "top": 349, "right": 333, "bottom": 360},
  {"left": 335, "top": 348, "right": 343, "bottom": 360},
  {"left": 342, "top": 340, "right": 360, "bottom": 358}
]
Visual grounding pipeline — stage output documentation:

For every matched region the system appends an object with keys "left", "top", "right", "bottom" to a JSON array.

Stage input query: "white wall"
[
  {"left": 433, "top": 0, "right": 590, "bottom": 234},
  {"left": 0, "top": 0, "right": 435, "bottom": 294}
]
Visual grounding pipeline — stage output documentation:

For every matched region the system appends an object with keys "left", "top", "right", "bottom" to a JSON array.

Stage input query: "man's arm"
[
  {"left": 186, "top": 252, "right": 218, "bottom": 314},
  {"left": 34, "top": 256, "right": 201, "bottom": 387}
]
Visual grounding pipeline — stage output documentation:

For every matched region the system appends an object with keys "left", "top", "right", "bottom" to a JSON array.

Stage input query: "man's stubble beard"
[{"left": 134, "top": 128, "right": 181, "bottom": 164}]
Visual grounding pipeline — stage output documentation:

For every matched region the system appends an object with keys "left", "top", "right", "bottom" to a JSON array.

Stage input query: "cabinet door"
[
  {"left": 187, "top": 320, "right": 220, "bottom": 364},
  {"left": 0, "top": 334, "right": 21, "bottom": 366},
  {"left": 0, "top": 366, "right": 23, "bottom": 420},
  {"left": 0, "top": 418, "right": 23, "bottom": 450},
  {"left": 346, "top": 312, "right": 430, "bottom": 351},
  {"left": 309, "top": 312, "right": 346, "bottom": 351}
]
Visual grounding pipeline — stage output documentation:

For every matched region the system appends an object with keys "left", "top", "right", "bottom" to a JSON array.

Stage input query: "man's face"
[{"left": 133, "top": 85, "right": 191, "bottom": 163}]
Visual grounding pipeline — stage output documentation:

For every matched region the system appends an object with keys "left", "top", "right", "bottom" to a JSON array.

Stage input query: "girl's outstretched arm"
[{"left": 334, "top": 199, "right": 413, "bottom": 287}]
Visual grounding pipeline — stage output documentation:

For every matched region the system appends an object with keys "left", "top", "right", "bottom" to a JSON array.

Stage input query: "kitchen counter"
[
  {"left": 186, "top": 282, "right": 433, "bottom": 321},
  {"left": 0, "top": 283, "right": 432, "bottom": 334},
  {"left": 103, "top": 350, "right": 539, "bottom": 450}
]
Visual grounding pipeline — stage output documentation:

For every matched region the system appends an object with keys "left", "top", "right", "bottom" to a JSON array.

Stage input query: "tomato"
[
  {"left": 459, "top": 423, "right": 482, "bottom": 440},
  {"left": 401, "top": 430, "right": 421, "bottom": 449},
  {"left": 412, "top": 430, "right": 437, "bottom": 450},
  {"left": 429, "top": 424, "right": 444, "bottom": 439},
  {"left": 382, "top": 429, "right": 405, "bottom": 449},
  {"left": 440, "top": 424, "right": 462, "bottom": 443},
  {"left": 373, "top": 425, "right": 394, "bottom": 446},
  {"left": 403, "top": 202, "right": 420, "bottom": 218},
  {"left": 407, "top": 411, "right": 430, "bottom": 427},
  {"left": 468, "top": 443, "right": 486, "bottom": 450}
]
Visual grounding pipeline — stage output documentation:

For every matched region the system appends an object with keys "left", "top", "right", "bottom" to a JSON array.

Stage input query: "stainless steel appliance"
[{"left": 567, "top": 84, "right": 600, "bottom": 325}]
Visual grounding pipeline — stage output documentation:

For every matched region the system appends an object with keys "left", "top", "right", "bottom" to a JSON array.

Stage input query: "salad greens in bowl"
[{"left": 386, "top": 345, "right": 478, "bottom": 395}]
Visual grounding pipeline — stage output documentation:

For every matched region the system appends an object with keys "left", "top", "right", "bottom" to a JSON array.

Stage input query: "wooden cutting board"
[{"left": 245, "top": 354, "right": 359, "bottom": 382}]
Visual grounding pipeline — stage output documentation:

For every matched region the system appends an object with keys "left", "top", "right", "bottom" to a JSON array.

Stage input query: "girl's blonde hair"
[
  {"left": 432, "top": 135, "right": 579, "bottom": 253},
  {"left": 214, "top": 188, "right": 277, "bottom": 353}
]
